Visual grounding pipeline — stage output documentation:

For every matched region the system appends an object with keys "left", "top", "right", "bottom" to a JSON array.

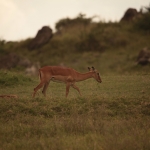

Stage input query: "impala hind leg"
[
  {"left": 33, "top": 81, "right": 45, "bottom": 98},
  {"left": 72, "top": 84, "right": 81, "bottom": 96},
  {"left": 42, "top": 81, "right": 50, "bottom": 97}
]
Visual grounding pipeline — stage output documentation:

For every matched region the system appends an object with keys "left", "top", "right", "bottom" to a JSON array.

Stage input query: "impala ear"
[
  {"left": 92, "top": 66, "right": 95, "bottom": 71},
  {"left": 88, "top": 67, "right": 91, "bottom": 71}
]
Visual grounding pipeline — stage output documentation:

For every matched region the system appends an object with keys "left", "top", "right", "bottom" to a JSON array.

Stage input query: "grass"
[
  {"left": 0, "top": 71, "right": 150, "bottom": 150},
  {"left": 1, "top": 14, "right": 150, "bottom": 149}
]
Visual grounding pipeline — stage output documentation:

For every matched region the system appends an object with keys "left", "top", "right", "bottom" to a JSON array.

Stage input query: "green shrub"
[
  {"left": 55, "top": 13, "right": 91, "bottom": 31},
  {"left": 76, "top": 32, "right": 102, "bottom": 52},
  {"left": 134, "top": 5, "right": 150, "bottom": 31},
  {"left": 0, "top": 40, "right": 7, "bottom": 55},
  {"left": 0, "top": 71, "right": 32, "bottom": 87}
]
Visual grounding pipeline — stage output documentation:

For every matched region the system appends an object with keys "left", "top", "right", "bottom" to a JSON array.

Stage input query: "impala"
[{"left": 32, "top": 66, "right": 102, "bottom": 98}]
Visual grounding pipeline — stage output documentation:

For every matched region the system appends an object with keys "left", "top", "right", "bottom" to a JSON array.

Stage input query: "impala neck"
[{"left": 75, "top": 72, "right": 93, "bottom": 82}]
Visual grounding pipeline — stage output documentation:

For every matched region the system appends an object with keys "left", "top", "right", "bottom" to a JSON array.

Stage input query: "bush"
[
  {"left": 0, "top": 71, "right": 32, "bottom": 87},
  {"left": 0, "top": 40, "right": 7, "bottom": 55},
  {"left": 134, "top": 5, "right": 150, "bottom": 31},
  {"left": 55, "top": 13, "right": 91, "bottom": 31},
  {"left": 76, "top": 32, "right": 103, "bottom": 52}
]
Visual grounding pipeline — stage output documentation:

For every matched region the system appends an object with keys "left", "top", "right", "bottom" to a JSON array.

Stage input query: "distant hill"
[{"left": 1, "top": 6, "right": 150, "bottom": 74}]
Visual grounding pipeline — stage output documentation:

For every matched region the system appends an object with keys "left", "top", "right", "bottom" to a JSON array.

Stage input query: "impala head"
[{"left": 88, "top": 66, "right": 102, "bottom": 83}]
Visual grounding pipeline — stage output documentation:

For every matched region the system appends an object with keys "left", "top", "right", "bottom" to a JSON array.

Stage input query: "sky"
[{"left": 0, "top": 0, "right": 149, "bottom": 41}]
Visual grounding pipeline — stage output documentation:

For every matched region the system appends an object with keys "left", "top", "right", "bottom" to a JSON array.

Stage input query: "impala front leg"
[
  {"left": 66, "top": 82, "right": 71, "bottom": 97},
  {"left": 72, "top": 84, "right": 81, "bottom": 96}
]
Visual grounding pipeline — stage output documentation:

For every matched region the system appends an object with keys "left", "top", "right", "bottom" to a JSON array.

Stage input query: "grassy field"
[
  {"left": 0, "top": 71, "right": 150, "bottom": 150},
  {"left": 0, "top": 10, "right": 150, "bottom": 149}
]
